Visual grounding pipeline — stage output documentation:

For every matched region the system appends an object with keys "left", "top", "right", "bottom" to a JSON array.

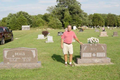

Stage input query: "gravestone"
[
  {"left": 0, "top": 48, "right": 41, "bottom": 69},
  {"left": 79, "top": 28, "right": 83, "bottom": 32},
  {"left": 95, "top": 29, "right": 99, "bottom": 32},
  {"left": 73, "top": 26, "right": 77, "bottom": 30},
  {"left": 113, "top": 32, "right": 118, "bottom": 37},
  {"left": 22, "top": 25, "right": 30, "bottom": 30},
  {"left": 72, "top": 39, "right": 75, "bottom": 42},
  {"left": 37, "top": 34, "right": 45, "bottom": 39},
  {"left": 99, "top": 32, "right": 108, "bottom": 37},
  {"left": 77, "top": 44, "right": 111, "bottom": 64},
  {"left": 46, "top": 36, "right": 54, "bottom": 43},
  {"left": 58, "top": 32, "right": 64, "bottom": 36}
]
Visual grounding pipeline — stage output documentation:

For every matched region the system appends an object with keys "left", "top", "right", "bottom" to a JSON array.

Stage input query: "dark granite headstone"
[
  {"left": 77, "top": 44, "right": 111, "bottom": 64},
  {"left": 113, "top": 32, "right": 118, "bottom": 37},
  {"left": 58, "top": 32, "right": 64, "bottom": 36},
  {"left": 0, "top": 48, "right": 41, "bottom": 69},
  {"left": 79, "top": 28, "right": 83, "bottom": 32}
]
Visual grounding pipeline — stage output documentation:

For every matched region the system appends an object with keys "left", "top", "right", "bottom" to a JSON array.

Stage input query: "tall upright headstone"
[{"left": 113, "top": 32, "right": 118, "bottom": 37}]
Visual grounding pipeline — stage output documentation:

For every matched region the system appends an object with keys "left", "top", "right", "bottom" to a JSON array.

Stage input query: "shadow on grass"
[
  {"left": 73, "top": 55, "right": 80, "bottom": 63},
  {"left": 51, "top": 54, "right": 64, "bottom": 64}
]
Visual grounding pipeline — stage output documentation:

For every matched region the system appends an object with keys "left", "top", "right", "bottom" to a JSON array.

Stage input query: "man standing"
[{"left": 61, "top": 25, "right": 83, "bottom": 66}]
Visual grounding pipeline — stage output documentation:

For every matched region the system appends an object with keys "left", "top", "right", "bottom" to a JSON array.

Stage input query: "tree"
[
  {"left": 92, "top": 13, "right": 104, "bottom": 26},
  {"left": 16, "top": 11, "right": 32, "bottom": 25},
  {"left": 101, "top": 14, "right": 107, "bottom": 26},
  {"left": 117, "top": 15, "right": 120, "bottom": 27},
  {"left": 88, "top": 14, "right": 93, "bottom": 26},
  {"left": 48, "top": 17, "right": 62, "bottom": 29},
  {"left": 42, "top": 13, "right": 51, "bottom": 23},
  {"left": 0, "top": 17, "right": 7, "bottom": 26},
  {"left": 9, "top": 15, "right": 17, "bottom": 30},
  {"left": 16, "top": 14, "right": 27, "bottom": 30},
  {"left": 63, "top": 10, "right": 72, "bottom": 27},
  {"left": 106, "top": 13, "right": 117, "bottom": 27},
  {"left": 47, "top": 0, "right": 86, "bottom": 28}
]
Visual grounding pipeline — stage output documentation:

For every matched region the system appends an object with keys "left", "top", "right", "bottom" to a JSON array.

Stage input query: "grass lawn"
[{"left": 0, "top": 28, "right": 120, "bottom": 80}]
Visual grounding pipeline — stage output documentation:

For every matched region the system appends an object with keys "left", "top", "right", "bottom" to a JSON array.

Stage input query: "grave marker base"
[
  {"left": 0, "top": 62, "right": 41, "bottom": 69},
  {"left": 77, "top": 58, "right": 111, "bottom": 64}
]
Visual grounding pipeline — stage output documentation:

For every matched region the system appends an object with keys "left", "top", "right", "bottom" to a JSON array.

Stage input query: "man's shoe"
[{"left": 70, "top": 64, "right": 73, "bottom": 67}]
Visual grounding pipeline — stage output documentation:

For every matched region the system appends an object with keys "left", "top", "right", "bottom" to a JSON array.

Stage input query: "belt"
[{"left": 64, "top": 43, "right": 72, "bottom": 45}]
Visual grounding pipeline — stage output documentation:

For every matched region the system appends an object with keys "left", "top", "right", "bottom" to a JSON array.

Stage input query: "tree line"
[{"left": 0, "top": 0, "right": 120, "bottom": 30}]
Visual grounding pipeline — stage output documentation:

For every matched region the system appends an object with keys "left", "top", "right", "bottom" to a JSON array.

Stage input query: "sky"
[{"left": 0, "top": 0, "right": 120, "bottom": 20}]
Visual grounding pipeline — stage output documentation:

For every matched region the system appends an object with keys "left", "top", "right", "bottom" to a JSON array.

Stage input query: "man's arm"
[
  {"left": 61, "top": 39, "right": 64, "bottom": 49},
  {"left": 75, "top": 37, "right": 83, "bottom": 45}
]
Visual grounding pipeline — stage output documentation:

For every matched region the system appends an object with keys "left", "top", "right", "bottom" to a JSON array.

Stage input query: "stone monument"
[
  {"left": 46, "top": 36, "right": 54, "bottom": 43},
  {"left": 22, "top": 25, "right": 30, "bottom": 30},
  {"left": 113, "top": 32, "right": 118, "bottom": 37},
  {"left": 77, "top": 44, "right": 111, "bottom": 64},
  {"left": 95, "top": 29, "right": 99, "bottom": 32},
  {"left": 0, "top": 48, "right": 41, "bottom": 69},
  {"left": 99, "top": 32, "right": 108, "bottom": 37},
  {"left": 58, "top": 32, "right": 64, "bottom": 36},
  {"left": 73, "top": 26, "right": 77, "bottom": 30},
  {"left": 72, "top": 39, "right": 75, "bottom": 42},
  {"left": 37, "top": 34, "right": 45, "bottom": 39}
]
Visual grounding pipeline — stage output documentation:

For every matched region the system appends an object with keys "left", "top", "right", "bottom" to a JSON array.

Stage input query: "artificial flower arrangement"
[{"left": 87, "top": 37, "right": 99, "bottom": 44}]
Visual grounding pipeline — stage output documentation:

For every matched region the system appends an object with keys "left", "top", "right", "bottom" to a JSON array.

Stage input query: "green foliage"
[
  {"left": 47, "top": 0, "right": 85, "bottom": 27},
  {"left": 9, "top": 16, "right": 17, "bottom": 30},
  {"left": 15, "top": 14, "right": 27, "bottom": 30},
  {"left": 42, "top": 13, "right": 51, "bottom": 23},
  {"left": 16, "top": 11, "right": 32, "bottom": 25},
  {"left": 0, "top": 17, "right": 7, "bottom": 26},
  {"left": 88, "top": 14, "right": 93, "bottom": 26},
  {"left": 92, "top": 13, "right": 104, "bottom": 26},
  {"left": 106, "top": 14, "right": 117, "bottom": 26},
  {"left": 31, "top": 15, "right": 45, "bottom": 28},
  {"left": 48, "top": 17, "right": 62, "bottom": 29},
  {"left": 63, "top": 10, "right": 72, "bottom": 27},
  {"left": 117, "top": 15, "right": 120, "bottom": 26}
]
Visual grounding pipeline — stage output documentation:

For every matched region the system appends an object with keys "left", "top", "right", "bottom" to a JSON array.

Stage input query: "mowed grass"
[{"left": 0, "top": 28, "right": 120, "bottom": 80}]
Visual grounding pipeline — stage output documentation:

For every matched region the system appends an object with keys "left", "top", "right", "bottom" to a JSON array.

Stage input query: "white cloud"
[
  {"left": 38, "top": 0, "right": 56, "bottom": 4},
  {"left": 78, "top": 0, "right": 120, "bottom": 15}
]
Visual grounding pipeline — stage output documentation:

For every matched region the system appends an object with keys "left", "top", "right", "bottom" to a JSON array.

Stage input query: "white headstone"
[
  {"left": 22, "top": 25, "right": 30, "bottom": 30},
  {"left": 73, "top": 26, "right": 77, "bottom": 30},
  {"left": 46, "top": 36, "right": 54, "bottom": 43},
  {"left": 37, "top": 34, "right": 45, "bottom": 39},
  {"left": 72, "top": 39, "right": 75, "bottom": 42}
]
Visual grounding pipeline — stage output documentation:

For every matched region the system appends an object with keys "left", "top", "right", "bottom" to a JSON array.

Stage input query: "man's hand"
[
  {"left": 79, "top": 42, "right": 83, "bottom": 45},
  {"left": 61, "top": 39, "right": 63, "bottom": 49},
  {"left": 61, "top": 44, "right": 63, "bottom": 49}
]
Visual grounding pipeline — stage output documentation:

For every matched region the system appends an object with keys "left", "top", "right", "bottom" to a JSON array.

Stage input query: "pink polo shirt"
[{"left": 61, "top": 31, "right": 77, "bottom": 44}]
